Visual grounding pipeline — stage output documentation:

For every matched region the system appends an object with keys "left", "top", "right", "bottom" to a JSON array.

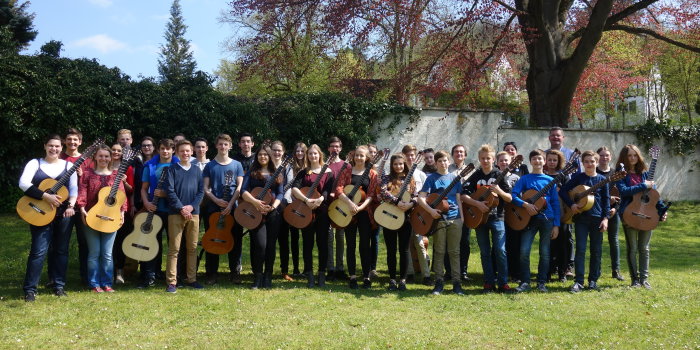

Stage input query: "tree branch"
[
  {"left": 608, "top": 24, "right": 700, "bottom": 53},
  {"left": 476, "top": 13, "right": 517, "bottom": 69},
  {"left": 493, "top": 0, "right": 520, "bottom": 14},
  {"left": 568, "top": 0, "right": 659, "bottom": 43}
]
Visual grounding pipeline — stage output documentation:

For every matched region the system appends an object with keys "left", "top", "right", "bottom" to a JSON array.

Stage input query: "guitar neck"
[
  {"left": 256, "top": 161, "right": 288, "bottom": 200},
  {"left": 108, "top": 160, "right": 131, "bottom": 200},
  {"left": 429, "top": 175, "right": 460, "bottom": 208},
  {"left": 528, "top": 177, "right": 558, "bottom": 204},
  {"left": 395, "top": 163, "right": 419, "bottom": 201},
  {"left": 647, "top": 158, "right": 657, "bottom": 182},
  {"left": 347, "top": 165, "right": 373, "bottom": 198}
]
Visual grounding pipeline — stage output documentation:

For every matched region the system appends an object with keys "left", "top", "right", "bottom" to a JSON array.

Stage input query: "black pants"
[
  {"left": 251, "top": 209, "right": 281, "bottom": 276},
  {"left": 278, "top": 218, "right": 300, "bottom": 274},
  {"left": 302, "top": 208, "right": 330, "bottom": 274},
  {"left": 139, "top": 211, "right": 168, "bottom": 280},
  {"left": 505, "top": 225, "right": 521, "bottom": 281},
  {"left": 345, "top": 211, "right": 372, "bottom": 278},
  {"left": 383, "top": 220, "right": 411, "bottom": 280},
  {"left": 550, "top": 223, "right": 573, "bottom": 276}
]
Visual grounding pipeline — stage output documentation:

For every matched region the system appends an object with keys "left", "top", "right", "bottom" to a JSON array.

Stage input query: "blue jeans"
[
  {"left": 475, "top": 218, "right": 508, "bottom": 286},
  {"left": 23, "top": 216, "right": 72, "bottom": 294},
  {"left": 519, "top": 216, "right": 553, "bottom": 284},
  {"left": 85, "top": 226, "right": 116, "bottom": 288},
  {"left": 574, "top": 215, "right": 603, "bottom": 284},
  {"left": 607, "top": 212, "right": 621, "bottom": 271}
]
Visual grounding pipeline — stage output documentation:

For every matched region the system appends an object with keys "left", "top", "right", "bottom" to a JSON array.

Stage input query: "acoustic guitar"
[
  {"left": 374, "top": 152, "right": 424, "bottom": 230},
  {"left": 622, "top": 145, "right": 666, "bottom": 231},
  {"left": 462, "top": 155, "right": 523, "bottom": 229},
  {"left": 328, "top": 153, "right": 351, "bottom": 229},
  {"left": 560, "top": 166, "right": 627, "bottom": 224},
  {"left": 202, "top": 170, "right": 236, "bottom": 255},
  {"left": 235, "top": 155, "right": 292, "bottom": 229},
  {"left": 283, "top": 153, "right": 336, "bottom": 229},
  {"left": 122, "top": 168, "right": 168, "bottom": 261},
  {"left": 328, "top": 149, "right": 389, "bottom": 228},
  {"left": 410, "top": 163, "right": 475, "bottom": 236},
  {"left": 16, "top": 139, "right": 103, "bottom": 226},
  {"left": 504, "top": 151, "right": 580, "bottom": 231},
  {"left": 86, "top": 148, "right": 137, "bottom": 233}
]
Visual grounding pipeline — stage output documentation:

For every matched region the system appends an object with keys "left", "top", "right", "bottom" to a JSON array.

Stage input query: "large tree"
[
  {"left": 158, "top": 0, "right": 196, "bottom": 83},
  {"left": 0, "top": 0, "right": 36, "bottom": 51}
]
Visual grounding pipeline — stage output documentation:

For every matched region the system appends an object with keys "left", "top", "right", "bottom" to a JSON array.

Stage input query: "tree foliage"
[
  {"left": 0, "top": 0, "right": 36, "bottom": 51},
  {"left": 158, "top": 0, "right": 196, "bottom": 83}
]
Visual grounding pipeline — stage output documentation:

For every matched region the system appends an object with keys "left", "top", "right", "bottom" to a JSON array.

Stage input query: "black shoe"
[
  {"left": 612, "top": 270, "right": 625, "bottom": 281},
  {"left": 349, "top": 278, "right": 359, "bottom": 289},
  {"left": 325, "top": 270, "right": 337, "bottom": 282},
  {"left": 388, "top": 279, "right": 398, "bottom": 291},
  {"left": 570, "top": 282, "right": 584, "bottom": 293},
  {"left": 452, "top": 282, "right": 464, "bottom": 295},
  {"left": 536, "top": 282, "right": 548, "bottom": 292},
  {"left": 24, "top": 292, "right": 36, "bottom": 302},
  {"left": 318, "top": 273, "right": 326, "bottom": 287},
  {"left": 230, "top": 272, "right": 243, "bottom": 284},
  {"left": 641, "top": 280, "right": 652, "bottom": 290},
  {"left": 461, "top": 273, "right": 471, "bottom": 282},
  {"left": 307, "top": 272, "right": 315, "bottom": 288},
  {"left": 292, "top": 269, "right": 302, "bottom": 278},
  {"left": 362, "top": 278, "right": 372, "bottom": 289},
  {"left": 406, "top": 274, "right": 415, "bottom": 284},
  {"left": 53, "top": 288, "right": 67, "bottom": 297},
  {"left": 398, "top": 280, "right": 407, "bottom": 291},
  {"left": 431, "top": 279, "right": 444, "bottom": 295},
  {"left": 44, "top": 280, "right": 56, "bottom": 289},
  {"left": 263, "top": 275, "right": 273, "bottom": 289},
  {"left": 588, "top": 281, "right": 598, "bottom": 290},
  {"left": 422, "top": 276, "right": 434, "bottom": 286},
  {"left": 631, "top": 279, "right": 641, "bottom": 288},
  {"left": 154, "top": 271, "right": 165, "bottom": 281},
  {"left": 137, "top": 278, "right": 156, "bottom": 289},
  {"left": 251, "top": 274, "right": 263, "bottom": 289}
]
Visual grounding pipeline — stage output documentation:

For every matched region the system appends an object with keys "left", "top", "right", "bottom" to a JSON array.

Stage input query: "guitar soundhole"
[
  {"left": 106, "top": 197, "right": 116, "bottom": 206},
  {"left": 141, "top": 224, "right": 152, "bottom": 233}
]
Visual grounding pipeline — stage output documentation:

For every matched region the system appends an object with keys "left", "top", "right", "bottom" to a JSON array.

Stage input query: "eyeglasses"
[{"left": 141, "top": 144, "right": 154, "bottom": 148}]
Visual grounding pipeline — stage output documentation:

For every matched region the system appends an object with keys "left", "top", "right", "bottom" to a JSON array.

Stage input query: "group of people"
[{"left": 18, "top": 126, "right": 667, "bottom": 301}]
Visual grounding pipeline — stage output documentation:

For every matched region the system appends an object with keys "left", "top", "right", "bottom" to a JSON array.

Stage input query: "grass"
[{"left": 1, "top": 202, "right": 699, "bottom": 349}]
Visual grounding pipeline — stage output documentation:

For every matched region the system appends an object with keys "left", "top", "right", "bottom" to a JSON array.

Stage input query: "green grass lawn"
[{"left": 1, "top": 203, "right": 699, "bottom": 349}]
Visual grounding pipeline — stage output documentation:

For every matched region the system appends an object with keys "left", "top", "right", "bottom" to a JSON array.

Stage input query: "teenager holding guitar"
[
  {"left": 403, "top": 145, "right": 432, "bottom": 285},
  {"left": 560, "top": 150, "right": 610, "bottom": 292},
  {"left": 138, "top": 138, "right": 179, "bottom": 288},
  {"left": 460, "top": 145, "right": 513, "bottom": 293},
  {"left": 497, "top": 151, "right": 521, "bottom": 282},
  {"left": 326, "top": 136, "right": 347, "bottom": 281},
  {"left": 596, "top": 146, "right": 624, "bottom": 281},
  {"left": 164, "top": 140, "right": 205, "bottom": 293},
  {"left": 202, "top": 134, "right": 244, "bottom": 285},
  {"left": 544, "top": 149, "right": 570, "bottom": 282},
  {"left": 291, "top": 144, "right": 334, "bottom": 287},
  {"left": 19, "top": 134, "right": 78, "bottom": 301},
  {"left": 78, "top": 144, "right": 127, "bottom": 293},
  {"left": 59, "top": 128, "right": 92, "bottom": 287},
  {"left": 379, "top": 153, "right": 416, "bottom": 291},
  {"left": 447, "top": 144, "right": 470, "bottom": 282},
  {"left": 503, "top": 142, "right": 529, "bottom": 176},
  {"left": 229, "top": 132, "right": 255, "bottom": 283},
  {"left": 276, "top": 141, "right": 302, "bottom": 281},
  {"left": 417, "top": 150, "right": 465, "bottom": 295},
  {"left": 335, "top": 145, "right": 380, "bottom": 289},
  {"left": 110, "top": 142, "right": 135, "bottom": 285},
  {"left": 510, "top": 149, "right": 560, "bottom": 293},
  {"left": 615, "top": 144, "right": 667, "bottom": 289},
  {"left": 240, "top": 144, "right": 285, "bottom": 288}
]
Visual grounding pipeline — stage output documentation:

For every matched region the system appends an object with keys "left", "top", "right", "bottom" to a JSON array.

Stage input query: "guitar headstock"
[
  {"left": 508, "top": 155, "right": 524, "bottom": 171},
  {"left": 414, "top": 151, "right": 424, "bottom": 166},
  {"left": 326, "top": 152, "right": 338, "bottom": 166},
  {"left": 83, "top": 138, "right": 105, "bottom": 157},
  {"left": 460, "top": 163, "right": 475, "bottom": 178},
  {"left": 610, "top": 169, "right": 627, "bottom": 182},
  {"left": 224, "top": 170, "right": 234, "bottom": 186},
  {"left": 281, "top": 154, "right": 293, "bottom": 167},
  {"left": 122, "top": 148, "right": 139, "bottom": 163},
  {"left": 649, "top": 145, "right": 660, "bottom": 160}
]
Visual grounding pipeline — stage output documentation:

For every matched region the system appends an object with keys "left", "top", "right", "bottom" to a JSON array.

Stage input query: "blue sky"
[{"left": 23, "top": 0, "right": 233, "bottom": 80}]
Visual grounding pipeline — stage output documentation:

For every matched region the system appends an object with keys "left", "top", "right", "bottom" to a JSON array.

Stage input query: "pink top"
[{"left": 77, "top": 167, "right": 128, "bottom": 212}]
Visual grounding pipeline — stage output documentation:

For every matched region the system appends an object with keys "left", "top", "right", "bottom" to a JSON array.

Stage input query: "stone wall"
[{"left": 373, "top": 108, "right": 699, "bottom": 201}]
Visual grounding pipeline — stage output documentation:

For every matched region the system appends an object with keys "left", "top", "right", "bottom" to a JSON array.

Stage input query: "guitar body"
[
  {"left": 121, "top": 211, "right": 161, "bottom": 262},
  {"left": 374, "top": 202, "right": 406, "bottom": 231},
  {"left": 623, "top": 188, "right": 661, "bottom": 231},
  {"left": 234, "top": 187, "right": 275, "bottom": 229},
  {"left": 328, "top": 185, "right": 366, "bottom": 228},
  {"left": 283, "top": 188, "right": 320, "bottom": 229},
  {"left": 462, "top": 188, "right": 498, "bottom": 229},
  {"left": 202, "top": 212, "right": 235, "bottom": 254},
  {"left": 504, "top": 189, "right": 547, "bottom": 231},
  {"left": 561, "top": 185, "right": 594, "bottom": 224},
  {"left": 410, "top": 193, "right": 449, "bottom": 236},
  {"left": 86, "top": 187, "right": 126, "bottom": 233},
  {"left": 16, "top": 178, "right": 69, "bottom": 226}
]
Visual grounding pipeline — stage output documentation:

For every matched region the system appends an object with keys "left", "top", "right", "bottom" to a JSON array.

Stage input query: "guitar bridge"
[
  {"left": 28, "top": 202, "right": 47, "bottom": 215},
  {"left": 381, "top": 210, "right": 398, "bottom": 220},
  {"left": 291, "top": 210, "right": 306, "bottom": 218},
  {"left": 334, "top": 207, "right": 348, "bottom": 217},
  {"left": 209, "top": 238, "right": 228, "bottom": 244},
  {"left": 95, "top": 214, "right": 115, "bottom": 221},
  {"left": 242, "top": 209, "right": 256, "bottom": 218},
  {"left": 130, "top": 243, "right": 150, "bottom": 251},
  {"left": 632, "top": 212, "right": 651, "bottom": 219}
]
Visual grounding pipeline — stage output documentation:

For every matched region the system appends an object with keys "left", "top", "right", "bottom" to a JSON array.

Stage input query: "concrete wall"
[{"left": 373, "top": 108, "right": 700, "bottom": 201}]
